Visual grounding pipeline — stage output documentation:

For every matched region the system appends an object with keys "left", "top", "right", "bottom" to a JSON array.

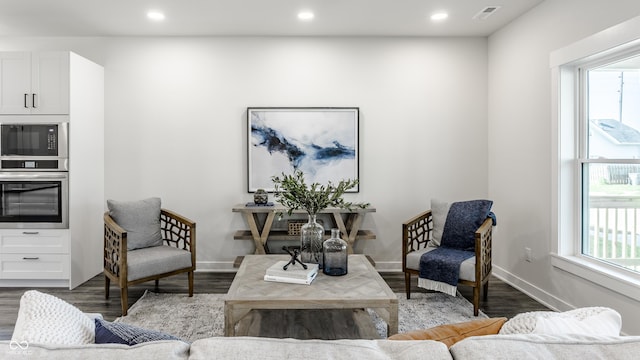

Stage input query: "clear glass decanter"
[{"left": 300, "top": 214, "right": 324, "bottom": 266}]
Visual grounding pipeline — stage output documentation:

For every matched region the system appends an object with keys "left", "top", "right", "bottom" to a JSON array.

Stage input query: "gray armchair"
[{"left": 103, "top": 200, "right": 196, "bottom": 316}]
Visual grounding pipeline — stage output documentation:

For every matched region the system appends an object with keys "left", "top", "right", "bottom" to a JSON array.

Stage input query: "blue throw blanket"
[
  {"left": 418, "top": 200, "right": 495, "bottom": 294},
  {"left": 419, "top": 247, "right": 474, "bottom": 286}
]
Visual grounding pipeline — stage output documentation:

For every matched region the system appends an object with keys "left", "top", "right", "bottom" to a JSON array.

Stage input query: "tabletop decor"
[
  {"left": 253, "top": 188, "right": 269, "bottom": 204},
  {"left": 271, "top": 170, "right": 368, "bottom": 265}
]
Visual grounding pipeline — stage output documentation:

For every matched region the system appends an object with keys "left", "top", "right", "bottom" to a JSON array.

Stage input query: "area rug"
[{"left": 115, "top": 291, "right": 486, "bottom": 342}]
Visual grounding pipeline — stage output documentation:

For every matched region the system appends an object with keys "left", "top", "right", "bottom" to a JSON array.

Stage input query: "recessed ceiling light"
[
  {"left": 430, "top": 12, "right": 449, "bottom": 21},
  {"left": 298, "top": 11, "right": 315, "bottom": 21},
  {"left": 147, "top": 11, "right": 166, "bottom": 21}
]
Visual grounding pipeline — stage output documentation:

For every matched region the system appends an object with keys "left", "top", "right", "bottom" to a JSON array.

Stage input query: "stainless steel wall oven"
[{"left": 0, "top": 172, "right": 68, "bottom": 228}]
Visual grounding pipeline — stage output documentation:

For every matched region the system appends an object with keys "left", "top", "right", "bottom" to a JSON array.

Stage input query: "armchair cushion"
[
  {"left": 107, "top": 197, "right": 163, "bottom": 250},
  {"left": 429, "top": 199, "right": 450, "bottom": 247},
  {"left": 127, "top": 246, "right": 193, "bottom": 281},
  {"left": 406, "top": 246, "right": 477, "bottom": 282}
]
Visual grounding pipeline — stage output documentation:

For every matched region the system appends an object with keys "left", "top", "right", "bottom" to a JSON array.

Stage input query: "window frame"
[
  {"left": 551, "top": 17, "right": 640, "bottom": 301},
  {"left": 579, "top": 56, "right": 640, "bottom": 273}
]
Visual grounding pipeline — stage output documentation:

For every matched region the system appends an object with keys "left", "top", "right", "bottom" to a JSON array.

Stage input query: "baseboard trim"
[
  {"left": 372, "top": 261, "right": 402, "bottom": 272},
  {"left": 195, "top": 261, "right": 237, "bottom": 272},
  {"left": 372, "top": 261, "right": 577, "bottom": 312},
  {"left": 491, "top": 265, "right": 573, "bottom": 312}
]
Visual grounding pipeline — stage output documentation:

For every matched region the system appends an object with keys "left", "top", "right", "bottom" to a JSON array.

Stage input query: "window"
[{"left": 582, "top": 55, "right": 640, "bottom": 273}]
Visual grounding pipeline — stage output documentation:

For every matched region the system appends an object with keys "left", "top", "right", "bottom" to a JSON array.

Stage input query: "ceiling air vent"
[{"left": 472, "top": 6, "right": 501, "bottom": 20}]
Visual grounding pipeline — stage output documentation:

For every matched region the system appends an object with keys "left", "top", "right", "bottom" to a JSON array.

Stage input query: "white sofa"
[
  {"left": 3, "top": 333, "right": 640, "bottom": 360},
  {"left": 2, "top": 290, "right": 640, "bottom": 359}
]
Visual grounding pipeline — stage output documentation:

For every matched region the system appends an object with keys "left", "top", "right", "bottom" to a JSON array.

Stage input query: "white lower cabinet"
[{"left": 0, "top": 230, "right": 70, "bottom": 280}]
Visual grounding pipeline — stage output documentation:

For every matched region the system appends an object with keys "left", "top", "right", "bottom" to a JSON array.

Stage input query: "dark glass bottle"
[{"left": 323, "top": 228, "right": 348, "bottom": 276}]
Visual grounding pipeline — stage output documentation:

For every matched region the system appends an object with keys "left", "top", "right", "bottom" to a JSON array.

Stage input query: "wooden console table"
[{"left": 232, "top": 204, "right": 376, "bottom": 255}]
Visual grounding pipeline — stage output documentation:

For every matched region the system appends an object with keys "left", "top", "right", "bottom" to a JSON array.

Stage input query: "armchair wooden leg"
[
  {"left": 105, "top": 276, "right": 110, "bottom": 299},
  {"left": 404, "top": 272, "right": 411, "bottom": 299},
  {"left": 188, "top": 272, "right": 194, "bottom": 297},
  {"left": 472, "top": 286, "right": 480, "bottom": 316},
  {"left": 154, "top": 279, "right": 159, "bottom": 291},
  {"left": 483, "top": 281, "right": 489, "bottom": 301},
  {"left": 121, "top": 286, "right": 129, "bottom": 316}
]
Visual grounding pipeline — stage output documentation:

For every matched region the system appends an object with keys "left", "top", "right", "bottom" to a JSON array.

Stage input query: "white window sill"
[{"left": 551, "top": 254, "right": 640, "bottom": 301}]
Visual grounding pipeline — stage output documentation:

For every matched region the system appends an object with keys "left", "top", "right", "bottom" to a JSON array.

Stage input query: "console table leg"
[{"left": 244, "top": 212, "right": 276, "bottom": 254}]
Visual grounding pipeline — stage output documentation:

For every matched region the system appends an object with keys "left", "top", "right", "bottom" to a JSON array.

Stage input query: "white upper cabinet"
[
  {"left": 0, "top": 52, "right": 30, "bottom": 114},
  {"left": 0, "top": 52, "right": 70, "bottom": 115}
]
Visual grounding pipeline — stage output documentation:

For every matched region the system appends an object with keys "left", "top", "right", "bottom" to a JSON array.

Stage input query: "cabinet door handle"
[
  {"left": 24, "top": 94, "right": 28, "bottom": 108},
  {"left": 32, "top": 93, "right": 37, "bottom": 108},
  {"left": 22, "top": 257, "right": 40, "bottom": 260},
  {"left": 22, "top": 231, "right": 40, "bottom": 235}
]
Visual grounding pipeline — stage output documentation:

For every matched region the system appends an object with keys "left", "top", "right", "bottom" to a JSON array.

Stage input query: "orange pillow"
[{"left": 388, "top": 317, "right": 507, "bottom": 347}]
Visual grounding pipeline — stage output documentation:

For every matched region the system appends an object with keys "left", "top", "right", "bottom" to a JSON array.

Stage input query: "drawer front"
[
  {"left": 0, "top": 253, "right": 69, "bottom": 279},
  {"left": 0, "top": 230, "right": 69, "bottom": 254}
]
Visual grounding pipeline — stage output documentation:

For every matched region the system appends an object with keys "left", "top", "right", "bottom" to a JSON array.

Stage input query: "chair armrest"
[
  {"left": 402, "top": 210, "right": 433, "bottom": 271},
  {"left": 161, "top": 208, "right": 195, "bottom": 228},
  {"left": 161, "top": 209, "right": 196, "bottom": 255},
  {"left": 474, "top": 217, "right": 493, "bottom": 280},
  {"left": 104, "top": 212, "right": 127, "bottom": 278}
]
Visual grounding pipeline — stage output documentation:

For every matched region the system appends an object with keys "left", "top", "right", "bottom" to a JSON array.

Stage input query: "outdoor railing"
[{"left": 588, "top": 196, "right": 640, "bottom": 271}]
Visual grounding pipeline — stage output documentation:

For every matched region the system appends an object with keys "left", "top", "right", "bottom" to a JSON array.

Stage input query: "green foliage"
[{"left": 271, "top": 170, "right": 369, "bottom": 216}]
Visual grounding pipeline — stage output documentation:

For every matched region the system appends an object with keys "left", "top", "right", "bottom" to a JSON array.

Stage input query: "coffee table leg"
[
  {"left": 224, "top": 302, "right": 235, "bottom": 336},
  {"left": 387, "top": 302, "right": 399, "bottom": 336},
  {"left": 224, "top": 303, "right": 253, "bottom": 336},
  {"left": 371, "top": 303, "right": 399, "bottom": 336}
]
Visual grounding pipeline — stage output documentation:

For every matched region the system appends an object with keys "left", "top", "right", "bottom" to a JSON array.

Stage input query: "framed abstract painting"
[{"left": 247, "top": 107, "right": 359, "bottom": 192}]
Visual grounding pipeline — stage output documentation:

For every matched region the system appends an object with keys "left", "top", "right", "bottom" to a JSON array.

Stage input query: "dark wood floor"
[{"left": 0, "top": 271, "right": 550, "bottom": 340}]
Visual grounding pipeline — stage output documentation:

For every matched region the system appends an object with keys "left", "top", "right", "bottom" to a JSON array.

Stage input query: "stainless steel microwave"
[{"left": 0, "top": 122, "right": 68, "bottom": 171}]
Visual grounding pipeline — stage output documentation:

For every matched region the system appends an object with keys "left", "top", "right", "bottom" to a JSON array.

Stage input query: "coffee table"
[{"left": 224, "top": 254, "right": 398, "bottom": 338}]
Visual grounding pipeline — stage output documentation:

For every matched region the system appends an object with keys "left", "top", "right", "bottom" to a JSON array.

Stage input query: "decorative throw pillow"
[
  {"left": 11, "top": 290, "right": 95, "bottom": 345},
  {"left": 94, "top": 318, "right": 183, "bottom": 345},
  {"left": 429, "top": 199, "right": 494, "bottom": 250},
  {"left": 499, "top": 307, "right": 621, "bottom": 336},
  {"left": 441, "top": 200, "right": 493, "bottom": 250},
  {"left": 388, "top": 318, "right": 507, "bottom": 347},
  {"left": 107, "top": 197, "right": 163, "bottom": 250}
]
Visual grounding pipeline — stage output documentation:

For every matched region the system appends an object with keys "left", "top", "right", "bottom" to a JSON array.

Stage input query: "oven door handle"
[{"left": 0, "top": 173, "right": 67, "bottom": 180}]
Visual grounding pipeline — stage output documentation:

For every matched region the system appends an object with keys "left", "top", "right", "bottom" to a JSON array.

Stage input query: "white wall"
[
  {"left": 0, "top": 36, "right": 489, "bottom": 271},
  {"left": 488, "top": 0, "right": 640, "bottom": 334}
]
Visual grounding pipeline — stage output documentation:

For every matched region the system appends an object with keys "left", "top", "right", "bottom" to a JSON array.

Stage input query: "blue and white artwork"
[{"left": 247, "top": 108, "right": 359, "bottom": 192}]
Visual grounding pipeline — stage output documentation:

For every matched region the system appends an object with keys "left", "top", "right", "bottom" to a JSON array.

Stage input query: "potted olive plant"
[{"left": 271, "top": 170, "right": 368, "bottom": 265}]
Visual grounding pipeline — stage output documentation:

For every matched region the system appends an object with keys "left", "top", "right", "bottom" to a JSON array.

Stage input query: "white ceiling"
[{"left": 0, "top": 0, "right": 544, "bottom": 37}]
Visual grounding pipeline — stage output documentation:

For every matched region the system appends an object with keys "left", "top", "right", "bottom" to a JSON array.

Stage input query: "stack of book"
[{"left": 263, "top": 261, "right": 319, "bottom": 285}]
